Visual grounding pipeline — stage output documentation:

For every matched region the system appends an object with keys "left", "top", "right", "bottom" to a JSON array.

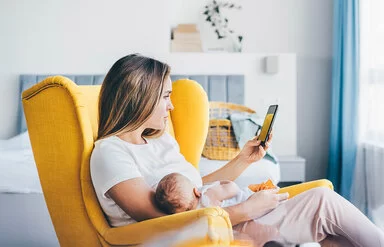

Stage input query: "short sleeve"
[{"left": 90, "top": 139, "right": 142, "bottom": 198}]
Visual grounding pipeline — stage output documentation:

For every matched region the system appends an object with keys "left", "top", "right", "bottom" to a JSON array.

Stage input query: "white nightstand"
[{"left": 278, "top": 155, "right": 306, "bottom": 183}]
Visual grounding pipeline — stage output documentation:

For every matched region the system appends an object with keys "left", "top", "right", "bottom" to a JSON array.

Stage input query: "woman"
[{"left": 90, "top": 54, "right": 384, "bottom": 246}]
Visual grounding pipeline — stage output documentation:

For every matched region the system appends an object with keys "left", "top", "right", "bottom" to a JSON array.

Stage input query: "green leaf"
[{"left": 215, "top": 29, "right": 225, "bottom": 39}]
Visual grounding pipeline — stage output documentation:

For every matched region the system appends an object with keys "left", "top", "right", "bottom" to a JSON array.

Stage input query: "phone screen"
[{"left": 258, "top": 105, "right": 278, "bottom": 145}]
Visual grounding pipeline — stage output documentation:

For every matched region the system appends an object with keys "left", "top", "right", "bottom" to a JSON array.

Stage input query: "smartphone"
[{"left": 257, "top": 105, "right": 278, "bottom": 147}]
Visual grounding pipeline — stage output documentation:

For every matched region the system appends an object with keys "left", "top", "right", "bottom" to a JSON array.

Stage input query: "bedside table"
[{"left": 278, "top": 155, "right": 306, "bottom": 186}]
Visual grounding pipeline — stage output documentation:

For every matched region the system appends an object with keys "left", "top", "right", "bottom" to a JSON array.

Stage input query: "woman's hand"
[
  {"left": 237, "top": 133, "right": 273, "bottom": 165},
  {"left": 202, "top": 133, "right": 273, "bottom": 184},
  {"left": 244, "top": 188, "right": 289, "bottom": 220}
]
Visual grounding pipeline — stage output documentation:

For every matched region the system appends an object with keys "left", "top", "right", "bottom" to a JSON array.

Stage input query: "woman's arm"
[
  {"left": 107, "top": 177, "right": 166, "bottom": 222},
  {"left": 224, "top": 188, "right": 289, "bottom": 226},
  {"left": 203, "top": 134, "right": 272, "bottom": 184},
  {"left": 223, "top": 201, "right": 250, "bottom": 226},
  {"left": 203, "top": 155, "right": 249, "bottom": 184}
]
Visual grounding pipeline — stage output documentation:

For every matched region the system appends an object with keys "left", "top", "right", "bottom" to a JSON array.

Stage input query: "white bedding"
[
  {"left": 199, "top": 157, "right": 280, "bottom": 188},
  {"left": 0, "top": 132, "right": 42, "bottom": 193},
  {"left": 0, "top": 132, "right": 280, "bottom": 194}
]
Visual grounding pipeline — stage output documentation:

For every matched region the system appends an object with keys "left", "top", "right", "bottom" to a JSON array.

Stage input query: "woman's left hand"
[{"left": 237, "top": 133, "right": 273, "bottom": 165}]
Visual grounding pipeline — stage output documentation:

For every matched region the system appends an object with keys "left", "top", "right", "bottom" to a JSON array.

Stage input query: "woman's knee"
[
  {"left": 311, "top": 186, "right": 334, "bottom": 196},
  {"left": 308, "top": 187, "right": 336, "bottom": 203}
]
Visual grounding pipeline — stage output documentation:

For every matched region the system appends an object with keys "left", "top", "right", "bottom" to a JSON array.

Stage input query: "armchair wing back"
[{"left": 23, "top": 76, "right": 103, "bottom": 246}]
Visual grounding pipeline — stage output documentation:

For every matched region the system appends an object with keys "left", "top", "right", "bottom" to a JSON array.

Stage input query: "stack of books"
[{"left": 171, "top": 24, "right": 203, "bottom": 52}]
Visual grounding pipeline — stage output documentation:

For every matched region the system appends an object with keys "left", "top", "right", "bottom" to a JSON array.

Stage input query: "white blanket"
[
  {"left": 199, "top": 157, "right": 280, "bottom": 188},
  {"left": 0, "top": 132, "right": 42, "bottom": 193}
]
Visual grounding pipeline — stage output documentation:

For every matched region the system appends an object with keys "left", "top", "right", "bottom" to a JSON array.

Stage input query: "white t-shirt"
[{"left": 90, "top": 132, "right": 202, "bottom": 227}]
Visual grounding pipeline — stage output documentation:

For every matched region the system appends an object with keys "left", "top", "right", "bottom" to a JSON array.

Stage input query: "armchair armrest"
[
  {"left": 102, "top": 207, "right": 233, "bottom": 246},
  {"left": 279, "top": 179, "right": 334, "bottom": 199}
]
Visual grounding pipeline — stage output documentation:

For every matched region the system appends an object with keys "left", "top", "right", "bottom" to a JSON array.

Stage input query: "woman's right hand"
[
  {"left": 236, "top": 133, "right": 273, "bottom": 166},
  {"left": 244, "top": 189, "right": 289, "bottom": 220}
]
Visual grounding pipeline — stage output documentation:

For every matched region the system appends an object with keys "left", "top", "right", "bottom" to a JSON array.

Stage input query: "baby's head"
[{"left": 155, "top": 173, "right": 201, "bottom": 214}]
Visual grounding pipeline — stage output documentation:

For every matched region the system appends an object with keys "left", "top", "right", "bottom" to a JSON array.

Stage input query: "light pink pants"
[{"left": 233, "top": 187, "right": 384, "bottom": 247}]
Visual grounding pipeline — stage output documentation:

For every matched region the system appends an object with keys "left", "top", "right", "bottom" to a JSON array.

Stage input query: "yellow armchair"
[
  {"left": 22, "top": 76, "right": 234, "bottom": 247},
  {"left": 22, "top": 75, "right": 332, "bottom": 247}
]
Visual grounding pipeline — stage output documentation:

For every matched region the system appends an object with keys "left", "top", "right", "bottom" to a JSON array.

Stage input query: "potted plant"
[{"left": 203, "top": 0, "right": 243, "bottom": 52}]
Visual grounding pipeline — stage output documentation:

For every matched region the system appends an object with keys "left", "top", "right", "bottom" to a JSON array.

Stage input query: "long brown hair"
[{"left": 97, "top": 54, "right": 171, "bottom": 140}]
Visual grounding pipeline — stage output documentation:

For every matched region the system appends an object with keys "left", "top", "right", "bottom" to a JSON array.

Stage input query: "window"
[{"left": 359, "top": 0, "right": 384, "bottom": 144}]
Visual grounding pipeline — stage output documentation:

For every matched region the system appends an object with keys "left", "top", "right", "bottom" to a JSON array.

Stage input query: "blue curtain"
[{"left": 328, "top": 0, "right": 359, "bottom": 200}]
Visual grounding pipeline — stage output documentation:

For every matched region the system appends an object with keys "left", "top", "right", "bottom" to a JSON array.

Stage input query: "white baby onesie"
[{"left": 198, "top": 181, "right": 254, "bottom": 208}]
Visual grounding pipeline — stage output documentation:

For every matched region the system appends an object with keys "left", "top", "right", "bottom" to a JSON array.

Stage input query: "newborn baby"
[{"left": 155, "top": 172, "right": 277, "bottom": 214}]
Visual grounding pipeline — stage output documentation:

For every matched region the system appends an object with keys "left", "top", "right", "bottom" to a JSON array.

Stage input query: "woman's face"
[{"left": 144, "top": 77, "right": 174, "bottom": 130}]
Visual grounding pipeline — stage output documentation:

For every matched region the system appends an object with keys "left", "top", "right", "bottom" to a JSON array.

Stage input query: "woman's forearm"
[
  {"left": 202, "top": 155, "right": 249, "bottom": 184},
  {"left": 223, "top": 202, "right": 250, "bottom": 226},
  {"left": 202, "top": 136, "right": 270, "bottom": 184}
]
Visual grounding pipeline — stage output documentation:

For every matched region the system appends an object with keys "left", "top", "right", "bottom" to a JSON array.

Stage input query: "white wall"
[
  {"left": 0, "top": 0, "right": 333, "bottom": 180},
  {"left": 243, "top": 0, "right": 334, "bottom": 181},
  {"left": 169, "top": 0, "right": 334, "bottom": 180},
  {"left": 0, "top": 0, "right": 170, "bottom": 139},
  {"left": 247, "top": 0, "right": 333, "bottom": 181},
  {"left": 161, "top": 53, "right": 297, "bottom": 156}
]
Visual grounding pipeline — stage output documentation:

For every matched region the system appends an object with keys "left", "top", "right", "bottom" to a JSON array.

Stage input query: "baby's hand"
[{"left": 248, "top": 179, "right": 277, "bottom": 192}]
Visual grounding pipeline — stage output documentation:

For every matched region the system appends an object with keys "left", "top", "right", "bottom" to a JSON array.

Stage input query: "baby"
[{"left": 155, "top": 172, "right": 277, "bottom": 214}]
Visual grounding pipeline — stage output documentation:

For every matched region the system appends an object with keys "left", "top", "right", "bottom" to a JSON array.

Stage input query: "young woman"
[{"left": 90, "top": 54, "right": 384, "bottom": 246}]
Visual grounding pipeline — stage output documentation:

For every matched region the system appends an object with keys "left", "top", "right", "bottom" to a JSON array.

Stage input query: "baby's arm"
[{"left": 205, "top": 181, "right": 240, "bottom": 203}]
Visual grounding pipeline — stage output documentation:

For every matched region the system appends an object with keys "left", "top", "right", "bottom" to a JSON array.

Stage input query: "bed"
[
  {"left": 0, "top": 132, "right": 59, "bottom": 247},
  {"left": 0, "top": 74, "right": 280, "bottom": 246}
]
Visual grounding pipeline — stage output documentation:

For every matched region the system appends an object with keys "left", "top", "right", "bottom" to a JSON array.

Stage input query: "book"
[{"left": 171, "top": 24, "right": 203, "bottom": 52}]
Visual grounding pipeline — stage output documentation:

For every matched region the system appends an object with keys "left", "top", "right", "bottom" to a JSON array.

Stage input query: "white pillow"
[{"left": 0, "top": 131, "right": 42, "bottom": 193}]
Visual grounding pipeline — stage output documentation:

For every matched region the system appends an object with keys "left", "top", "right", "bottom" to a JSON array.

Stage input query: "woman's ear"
[{"left": 193, "top": 187, "right": 201, "bottom": 198}]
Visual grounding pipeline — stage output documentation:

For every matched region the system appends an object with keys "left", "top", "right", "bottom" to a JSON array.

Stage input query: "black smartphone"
[{"left": 257, "top": 105, "right": 278, "bottom": 147}]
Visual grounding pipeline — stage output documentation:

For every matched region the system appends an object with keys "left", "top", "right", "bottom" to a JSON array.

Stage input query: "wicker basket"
[{"left": 202, "top": 102, "right": 255, "bottom": 160}]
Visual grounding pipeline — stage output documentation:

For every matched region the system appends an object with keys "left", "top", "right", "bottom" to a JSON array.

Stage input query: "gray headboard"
[{"left": 18, "top": 74, "right": 244, "bottom": 134}]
